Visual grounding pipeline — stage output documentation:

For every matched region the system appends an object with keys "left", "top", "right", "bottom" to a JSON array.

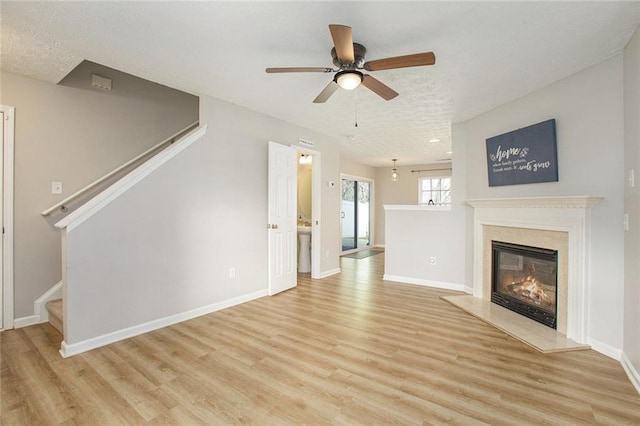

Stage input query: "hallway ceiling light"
[
  {"left": 391, "top": 158, "right": 399, "bottom": 182},
  {"left": 299, "top": 154, "right": 312, "bottom": 164}
]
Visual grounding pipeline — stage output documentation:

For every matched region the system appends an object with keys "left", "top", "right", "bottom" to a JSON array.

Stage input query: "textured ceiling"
[{"left": 2, "top": 1, "right": 640, "bottom": 167}]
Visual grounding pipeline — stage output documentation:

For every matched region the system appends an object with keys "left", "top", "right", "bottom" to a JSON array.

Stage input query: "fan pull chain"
[{"left": 355, "top": 89, "right": 358, "bottom": 127}]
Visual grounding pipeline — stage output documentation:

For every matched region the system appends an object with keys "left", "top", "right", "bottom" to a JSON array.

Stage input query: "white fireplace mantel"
[
  {"left": 467, "top": 196, "right": 602, "bottom": 210},
  {"left": 466, "top": 196, "right": 602, "bottom": 345}
]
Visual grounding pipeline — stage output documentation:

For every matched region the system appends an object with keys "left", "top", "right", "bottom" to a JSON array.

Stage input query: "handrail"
[
  {"left": 41, "top": 121, "right": 199, "bottom": 216},
  {"left": 55, "top": 125, "right": 207, "bottom": 232}
]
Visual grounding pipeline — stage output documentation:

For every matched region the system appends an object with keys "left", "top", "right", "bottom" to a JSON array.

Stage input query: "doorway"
[
  {"left": 293, "top": 146, "right": 321, "bottom": 278},
  {"left": 341, "top": 175, "right": 373, "bottom": 253},
  {"left": 1, "top": 105, "right": 15, "bottom": 330}
]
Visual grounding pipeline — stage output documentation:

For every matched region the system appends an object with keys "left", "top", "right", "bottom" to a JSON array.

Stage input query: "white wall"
[
  {"left": 457, "top": 56, "right": 625, "bottom": 352},
  {"left": 375, "top": 163, "right": 452, "bottom": 245},
  {"left": 63, "top": 94, "right": 341, "bottom": 346},
  {"left": 0, "top": 66, "right": 199, "bottom": 319},
  {"left": 623, "top": 26, "right": 640, "bottom": 379},
  {"left": 384, "top": 206, "right": 469, "bottom": 291},
  {"left": 340, "top": 158, "right": 375, "bottom": 180}
]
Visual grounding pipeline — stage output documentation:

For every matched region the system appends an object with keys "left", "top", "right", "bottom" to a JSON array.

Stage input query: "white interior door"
[
  {"left": 268, "top": 141, "right": 297, "bottom": 295},
  {"left": 0, "top": 111, "right": 3, "bottom": 329},
  {"left": 1, "top": 105, "right": 14, "bottom": 331}
]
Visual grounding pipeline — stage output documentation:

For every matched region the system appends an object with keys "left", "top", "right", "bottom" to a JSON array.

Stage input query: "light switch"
[
  {"left": 629, "top": 169, "right": 635, "bottom": 188},
  {"left": 51, "top": 181, "right": 63, "bottom": 195}
]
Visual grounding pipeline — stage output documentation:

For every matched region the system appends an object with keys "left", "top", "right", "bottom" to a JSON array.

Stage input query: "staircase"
[{"left": 45, "top": 299, "right": 63, "bottom": 334}]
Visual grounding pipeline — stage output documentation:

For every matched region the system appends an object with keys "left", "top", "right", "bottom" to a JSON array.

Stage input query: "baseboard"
[
  {"left": 373, "top": 244, "right": 385, "bottom": 248},
  {"left": 621, "top": 352, "right": 640, "bottom": 396},
  {"left": 60, "top": 289, "right": 268, "bottom": 358},
  {"left": 383, "top": 274, "right": 467, "bottom": 293},
  {"left": 317, "top": 268, "right": 340, "bottom": 279},
  {"left": 12, "top": 281, "right": 64, "bottom": 329},
  {"left": 588, "top": 337, "right": 622, "bottom": 361},
  {"left": 463, "top": 286, "right": 473, "bottom": 294},
  {"left": 34, "top": 281, "right": 63, "bottom": 323},
  {"left": 13, "top": 315, "right": 41, "bottom": 329}
]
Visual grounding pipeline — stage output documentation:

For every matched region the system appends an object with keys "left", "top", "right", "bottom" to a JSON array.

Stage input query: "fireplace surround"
[{"left": 467, "top": 196, "right": 601, "bottom": 344}]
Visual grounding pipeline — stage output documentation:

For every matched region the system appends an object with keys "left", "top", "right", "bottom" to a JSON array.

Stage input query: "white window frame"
[{"left": 418, "top": 176, "right": 452, "bottom": 206}]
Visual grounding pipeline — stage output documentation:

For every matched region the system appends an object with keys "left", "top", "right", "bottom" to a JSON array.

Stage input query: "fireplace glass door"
[{"left": 491, "top": 241, "right": 558, "bottom": 328}]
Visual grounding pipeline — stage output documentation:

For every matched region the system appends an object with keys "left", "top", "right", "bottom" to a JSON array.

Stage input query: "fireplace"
[{"left": 491, "top": 241, "right": 558, "bottom": 329}]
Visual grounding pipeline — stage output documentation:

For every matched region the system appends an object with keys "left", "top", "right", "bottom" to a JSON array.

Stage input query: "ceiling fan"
[{"left": 266, "top": 24, "right": 436, "bottom": 103}]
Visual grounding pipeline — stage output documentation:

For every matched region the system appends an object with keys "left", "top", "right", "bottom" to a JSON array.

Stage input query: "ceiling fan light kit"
[
  {"left": 335, "top": 70, "right": 363, "bottom": 90},
  {"left": 266, "top": 24, "right": 435, "bottom": 103}
]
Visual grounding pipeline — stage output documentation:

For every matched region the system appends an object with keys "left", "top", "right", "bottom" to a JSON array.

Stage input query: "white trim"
[
  {"left": 317, "top": 268, "right": 341, "bottom": 279},
  {"left": 60, "top": 289, "right": 267, "bottom": 357},
  {"left": 34, "top": 281, "right": 63, "bottom": 323},
  {"left": 13, "top": 281, "right": 64, "bottom": 328},
  {"left": 1, "top": 105, "right": 14, "bottom": 330},
  {"left": 14, "top": 315, "right": 40, "bottom": 328},
  {"left": 383, "top": 274, "right": 468, "bottom": 293},
  {"left": 621, "top": 352, "right": 640, "bottom": 396},
  {"left": 587, "top": 337, "right": 622, "bottom": 360},
  {"left": 466, "top": 196, "right": 602, "bottom": 209},
  {"left": 55, "top": 125, "right": 207, "bottom": 232},
  {"left": 384, "top": 204, "right": 451, "bottom": 211}
]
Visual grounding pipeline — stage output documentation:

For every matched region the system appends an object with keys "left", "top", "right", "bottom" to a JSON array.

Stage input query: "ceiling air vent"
[{"left": 91, "top": 74, "right": 112, "bottom": 91}]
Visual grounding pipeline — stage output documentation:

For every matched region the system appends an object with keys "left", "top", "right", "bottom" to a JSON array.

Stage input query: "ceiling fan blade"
[
  {"left": 266, "top": 67, "right": 333, "bottom": 73},
  {"left": 363, "top": 52, "right": 436, "bottom": 71},
  {"left": 313, "top": 81, "right": 339, "bottom": 103},
  {"left": 361, "top": 75, "right": 398, "bottom": 101},
  {"left": 329, "top": 24, "right": 355, "bottom": 63}
]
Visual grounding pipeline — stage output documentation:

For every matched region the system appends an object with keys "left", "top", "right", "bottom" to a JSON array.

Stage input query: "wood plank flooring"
[{"left": 2, "top": 254, "right": 639, "bottom": 425}]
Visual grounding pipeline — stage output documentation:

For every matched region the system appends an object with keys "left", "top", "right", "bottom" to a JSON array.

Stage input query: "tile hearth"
[{"left": 442, "top": 295, "right": 589, "bottom": 353}]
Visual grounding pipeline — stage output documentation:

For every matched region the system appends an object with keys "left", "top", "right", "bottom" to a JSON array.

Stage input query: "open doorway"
[
  {"left": 294, "top": 146, "right": 321, "bottom": 278},
  {"left": 340, "top": 174, "right": 373, "bottom": 254}
]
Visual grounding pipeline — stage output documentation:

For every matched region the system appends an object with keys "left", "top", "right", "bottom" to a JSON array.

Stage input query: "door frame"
[
  {"left": 340, "top": 173, "right": 374, "bottom": 255},
  {"left": 1, "top": 105, "right": 15, "bottom": 330},
  {"left": 291, "top": 145, "right": 322, "bottom": 279}
]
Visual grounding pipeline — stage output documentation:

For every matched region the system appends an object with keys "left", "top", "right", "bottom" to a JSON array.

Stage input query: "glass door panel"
[
  {"left": 357, "top": 181, "right": 370, "bottom": 248},
  {"left": 341, "top": 179, "right": 356, "bottom": 251},
  {"left": 341, "top": 178, "right": 372, "bottom": 253}
]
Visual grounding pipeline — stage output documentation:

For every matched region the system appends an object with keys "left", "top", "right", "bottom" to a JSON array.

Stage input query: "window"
[{"left": 419, "top": 177, "right": 451, "bottom": 206}]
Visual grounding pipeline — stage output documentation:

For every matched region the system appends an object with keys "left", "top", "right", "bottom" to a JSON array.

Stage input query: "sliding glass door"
[{"left": 341, "top": 178, "right": 371, "bottom": 252}]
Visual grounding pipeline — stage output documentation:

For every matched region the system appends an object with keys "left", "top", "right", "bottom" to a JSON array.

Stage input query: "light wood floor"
[{"left": 2, "top": 254, "right": 639, "bottom": 425}]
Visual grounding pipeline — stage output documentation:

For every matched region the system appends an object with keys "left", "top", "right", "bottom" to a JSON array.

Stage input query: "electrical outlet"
[
  {"left": 429, "top": 257, "right": 437, "bottom": 265},
  {"left": 229, "top": 267, "right": 236, "bottom": 279}
]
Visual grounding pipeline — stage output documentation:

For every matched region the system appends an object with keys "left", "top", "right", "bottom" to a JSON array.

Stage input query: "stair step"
[{"left": 45, "top": 298, "right": 63, "bottom": 334}]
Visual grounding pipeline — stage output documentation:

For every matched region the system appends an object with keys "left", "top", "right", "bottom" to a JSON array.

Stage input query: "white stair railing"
[{"left": 41, "top": 121, "right": 199, "bottom": 216}]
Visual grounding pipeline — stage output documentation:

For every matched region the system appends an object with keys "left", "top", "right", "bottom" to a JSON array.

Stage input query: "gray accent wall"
[{"left": 1, "top": 65, "right": 198, "bottom": 318}]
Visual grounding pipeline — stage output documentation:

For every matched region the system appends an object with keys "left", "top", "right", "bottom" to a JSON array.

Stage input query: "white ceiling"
[{"left": 2, "top": 1, "right": 640, "bottom": 167}]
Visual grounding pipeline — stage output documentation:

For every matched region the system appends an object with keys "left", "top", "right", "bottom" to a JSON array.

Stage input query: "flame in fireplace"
[{"left": 508, "top": 276, "right": 553, "bottom": 306}]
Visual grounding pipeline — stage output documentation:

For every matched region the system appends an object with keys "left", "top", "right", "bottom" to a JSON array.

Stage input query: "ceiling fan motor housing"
[{"left": 332, "top": 43, "right": 367, "bottom": 69}]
